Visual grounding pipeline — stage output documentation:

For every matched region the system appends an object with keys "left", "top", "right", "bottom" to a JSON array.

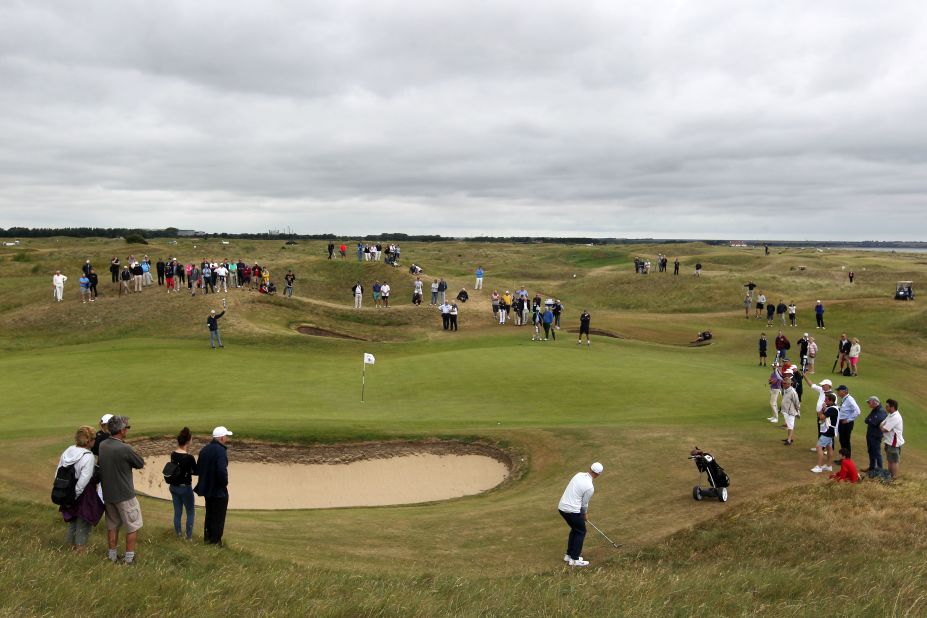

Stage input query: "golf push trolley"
[{"left": 689, "top": 447, "right": 730, "bottom": 502}]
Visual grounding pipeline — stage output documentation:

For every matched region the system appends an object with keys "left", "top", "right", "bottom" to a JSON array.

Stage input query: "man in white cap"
[
  {"left": 195, "top": 426, "right": 233, "bottom": 545},
  {"left": 557, "top": 462, "right": 603, "bottom": 567},
  {"left": 804, "top": 377, "right": 833, "bottom": 452},
  {"left": 92, "top": 413, "right": 114, "bottom": 456}
]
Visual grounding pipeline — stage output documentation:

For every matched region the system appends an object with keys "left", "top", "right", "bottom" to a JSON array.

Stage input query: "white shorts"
[{"left": 784, "top": 414, "right": 796, "bottom": 430}]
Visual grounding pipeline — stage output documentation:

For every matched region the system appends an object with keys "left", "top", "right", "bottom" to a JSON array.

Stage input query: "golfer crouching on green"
[{"left": 558, "top": 462, "right": 603, "bottom": 567}]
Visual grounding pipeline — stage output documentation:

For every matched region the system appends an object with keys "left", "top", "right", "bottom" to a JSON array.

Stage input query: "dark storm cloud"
[{"left": 1, "top": 1, "right": 925, "bottom": 239}]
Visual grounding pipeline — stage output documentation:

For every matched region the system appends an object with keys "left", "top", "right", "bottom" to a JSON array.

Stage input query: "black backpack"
[
  {"left": 162, "top": 456, "right": 186, "bottom": 485},
  {"left": 51, "top": 453, "right": 90, "bottom": 506}
]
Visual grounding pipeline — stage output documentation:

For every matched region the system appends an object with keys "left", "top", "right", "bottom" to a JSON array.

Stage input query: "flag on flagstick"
[
  {"left": 362, "top": 353, "right": 375, "bottom": 402},
  {"left": 364, "top": 353, "right": 376, "bottom": 365}
]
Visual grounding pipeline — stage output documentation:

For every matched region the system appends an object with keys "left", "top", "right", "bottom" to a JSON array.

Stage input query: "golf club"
[
  {"left": 587, "top": 520, "right": 621, "bottom": 548},
  {"left": 831, "top": 354, "right": 839, "bottom": 374}
]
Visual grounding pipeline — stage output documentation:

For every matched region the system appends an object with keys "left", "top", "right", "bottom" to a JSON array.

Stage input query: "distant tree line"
[{"left": 1, "top": 227, "right": 924, "bottom": 248}]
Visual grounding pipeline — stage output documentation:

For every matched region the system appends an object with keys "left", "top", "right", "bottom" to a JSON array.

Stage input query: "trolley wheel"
[
  {"left": 693, "top": 486, "right": 703, "bottom": 501},
  {"left": 718, "top": 487, "right": 728, "bottom": 502}
]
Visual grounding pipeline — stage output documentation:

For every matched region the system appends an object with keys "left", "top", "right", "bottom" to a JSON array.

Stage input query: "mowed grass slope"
[{"left": 0, "top": 237, "right": 925, "bottom": 616}]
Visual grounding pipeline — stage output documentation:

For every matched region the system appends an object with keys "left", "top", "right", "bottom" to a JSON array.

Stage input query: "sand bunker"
[
  {"left": 132, "top": 439, "right": 510, "bottom": 510},
  {"left": 296, "top": 325, "right": 364, "bottom": 340}
]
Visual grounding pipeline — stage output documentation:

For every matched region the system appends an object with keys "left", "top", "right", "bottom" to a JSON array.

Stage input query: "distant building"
[{"left": 176, "top": 230, "right": 205, "bottom": 237}]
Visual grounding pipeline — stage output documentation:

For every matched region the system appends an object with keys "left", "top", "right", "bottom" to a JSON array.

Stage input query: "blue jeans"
[
  {"left": 210, "top": 330, "right": 223, "bottom": 348},
  {"left": 170, "top": 485, "right": 195, "bottom": 538}
]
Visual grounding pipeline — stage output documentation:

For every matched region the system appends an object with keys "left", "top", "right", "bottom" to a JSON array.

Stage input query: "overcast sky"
[{"left": 1, "top": 1, "right": 926, "bottom": 240}]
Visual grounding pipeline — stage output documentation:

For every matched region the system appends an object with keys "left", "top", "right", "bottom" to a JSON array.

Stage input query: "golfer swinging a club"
[{"left": 557, "top": 462, "right": 603, "bottom": 567}]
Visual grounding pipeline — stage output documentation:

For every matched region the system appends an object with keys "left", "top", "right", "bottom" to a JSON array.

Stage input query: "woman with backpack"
[
  {"left": 55, "top": 425, "right": 103, "bottom": 551},
  {"left": 166, "top": 427, "right": 198, "bottom": 540}
]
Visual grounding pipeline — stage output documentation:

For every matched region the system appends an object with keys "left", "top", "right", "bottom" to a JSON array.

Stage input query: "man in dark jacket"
[
  {"left": 862, "top": 396, "right": 887, "bottom": 473},
  {"left": 195, "top": 427, "right": 232, "bottom": 545},
  {"left": 156, "top": 258, "right": 166, "bottom": 286},
  {"left": 207, "top": 309, "right": 225, "bottom": 349}
]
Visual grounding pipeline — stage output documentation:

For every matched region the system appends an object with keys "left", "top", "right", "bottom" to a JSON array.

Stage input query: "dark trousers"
[
  {"left": 866, "top": 434, "right": 883, "bottom": 470},
  {"left": 450, "top": 315, "right": 458, "bottom": 331},
  {"left": 110, "top": 269, "right": 118, "bottom": 283},
  {"left": 838, "top": 421, "right": 854, "bottom": 457},
  {"left": 559, "top": 510, "right": 586, "bottom": 559},
  {"left": 204, "top": 496, "right": 229, "bottom": 545},
  {"left": 816, "top": 314, "right": 825, "bottom": 328},
  {"left": 442, "top": 314, "right": 449, "bottom": 330},
  {"left": 157, "top": 271, "right": 165, "bottom": 285}
]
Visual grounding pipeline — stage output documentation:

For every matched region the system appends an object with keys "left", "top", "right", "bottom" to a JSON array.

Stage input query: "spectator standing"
[
  {"left": 673, "top": 257, "right": 679, "bottom": 275},
  {"left": 815, "top": 300, "right": 825, "bottom": 329},
  {"left": 758, "top": 333, "right": 768, "bottom": 366},
  {"left": 807, "top": 336, "right": 818, "bottom": 374},
  {"left": 119, "top": 266, "right": 131, "bottom": 296},
  {"left": 881, "top": 399, "right": 904, "bottom": 479},
  {"left": 327, "top": 242, "right": 335, "bottom": 259},
  {"left": 352, "top": 281, "right": 363, "bottom": 309},
  {"left": 449, "top": 303, "right": 459, "bottom": 331},
  {"left": 413, "top": 277, "right": 424, "bottom": 305},
  {"left": 755, "top": 292, "right": 766, "bottom": 319},
  {"left": 380, "top": 282, "right": 391, "bottom": 308},
  {"left": 491, "top": 290, "right": 500, "bottom": 319},
  {"left": 498, "top": 292, "right": 510, "bottom": 325},
  {"left": 372, "top": 280, "right": 382, "bottom": 308},
  {"left": 797, "top": 333, "right": 810, "bottom": 371},
  {"left": 52, "top": 270, "right": 68, "bottom": 302},
  {"left": 776, "top": 300, "right": 788, "bottom": 326},
  {"left": 216, "top": 263, "right": 229, "bottom": 293},
  {"left": 228, "top": 260, "right": 237, "bottom": 287},
  {"left": 190, "top": 264, "right": 201, "bottom": 296},
  {"left": 156, "top": 259, "right": 166, "bottom": 286},
  {"left": 339, "top": 243, "right": 346, "bottom": 259},
  {"left": 694, "top": 262, "right": 702, "bottom": 277},
  {"left": 848, "top": 271, "right": 855, "bottom": 283},
  {"left": 437, "top": 278, "right": 448, "bottom": 304},
  {"left": 132, "top": 262, "right": 143, "bottom": 292},
  {"left": 766, "top": 302, "right": 776, "bottom": 327},
  {"left": 176, "top": 261, "right": 186, "bottom": 288},
  {"left": 862, "top": 397, "right": 887, "bottom": 473},
  {"left": 93, "top": 413, "right": 113, "bottom": 456},
  {"left": 837, "top": 334, "right": 851, "bottom": 374},
  {"left": 780, "top": 374, "right": 800, "bottom": 446},
  {"left": 141, "top": 260, "right": 152, "bottom": 287},
  {"left": 557, "top": 463, "right": 603, "bottom": 567},
  {"left": 57, "top": 425, "right": 104, "bottom": 551},
  {"left": 109, "top": 257, "right": 120, "bottom": 284},
  {"left": 284, "top": 271, "right": 295, "bottom": 298},
  {"left": 475, "top": 266, "right": 484, "bottom": 290},
  {"left": 165, "top": 262, "right": 175, "bottom": 293},
  {"left": 167, "top": 427, "right": 198, "bottom": 540},
  {"left": 430, "top": 280, "right": 439, "bottom": 305},
  {"left": 788, "top": 302, "right": 797, "bottom": 326},
  {"left": 439, "top": 301, "right": 451, "bottom": 330},
  {"left": 743, "top": 294, "right": 752, "bottom": 319},
  {"left": 195, "top": 427, "right": 232, "bottom": 546},
  {"left": 207, "top": 310, "right": 225, "bottom": 349},
  {"left": 767, "top": 365, "right": 783, "bottom": 423},
  {"left": 848, "top": 338, "right": 861, "bottom": 376},
  {"left": 98, "top": 415, "right": 144, "bottom": 564},
  {"left": 553, "top": 300, "right": 564, "bottom": 330},
  {"left": 542, "top": 305, "right": 555, "bottom": 340},
  {"left": 834, "top": 385, "right": 861, "bottom": 463},
  {"left": 774, "top": 330, "right": 790, "bottom": 363},
  {"left": 811, "top": 392, "right": 838, "bottom": 473},
  {"left": 87, "top": 269, "right": 99, "bottom": 300},
  {"left": 79, "top": 273, "right": 91, "bottom": 304}
]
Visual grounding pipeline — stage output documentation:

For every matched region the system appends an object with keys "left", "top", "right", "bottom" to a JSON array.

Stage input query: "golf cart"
[{"left": 895, "top": 281, "right": 915, "bottom": 301}]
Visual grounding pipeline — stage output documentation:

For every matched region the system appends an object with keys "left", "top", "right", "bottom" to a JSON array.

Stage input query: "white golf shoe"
[
  {"left": 811, "top": 466, "right": 824, "bottom": 473},
  {"left": 563, "top": 554, "right": 571, "bottom": 562},
  {"left": 568, "top": 558, "right": 589, "bottom": 567}
]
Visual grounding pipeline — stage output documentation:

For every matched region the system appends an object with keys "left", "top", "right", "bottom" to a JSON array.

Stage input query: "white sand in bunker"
[{"left": 132, "top": 440, "right": 511, "bottom": 510}]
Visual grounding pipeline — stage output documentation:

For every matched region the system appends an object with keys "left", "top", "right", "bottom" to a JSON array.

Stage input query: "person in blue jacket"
[
  {"left": 542, "top": 306, "right": 556, "bottom": 340},
  {"left": 194, "top": 426, "right": 232, "bottom": 545}
]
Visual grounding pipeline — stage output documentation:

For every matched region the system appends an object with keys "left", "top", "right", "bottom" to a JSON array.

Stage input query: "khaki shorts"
[
  {"left": 885, "top": 445, "right": 902, "bottom": 464},
  {"left": 105, "top": 497, "right": 144, "bottom": 533}
]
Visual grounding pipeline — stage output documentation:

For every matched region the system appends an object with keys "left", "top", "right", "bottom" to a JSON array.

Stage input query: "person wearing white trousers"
[
  {"left": 52, "top": 271, "right": 68, "bottom": 302},
  {"left": 353, "top": 282, "right": 363, "bottom": 309}
]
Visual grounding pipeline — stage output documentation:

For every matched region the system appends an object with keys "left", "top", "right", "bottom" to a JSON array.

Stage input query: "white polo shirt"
[
  {"left": 882, "top": 411, "right": 905, "bottom": 447},
  {"left": 558, "top": 472, "right": 594, "bottom": 514}
]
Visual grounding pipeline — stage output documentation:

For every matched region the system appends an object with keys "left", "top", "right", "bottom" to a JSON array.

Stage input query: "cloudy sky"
[{"left": 1, "top": 1, "right": 926, "bottom": 240}]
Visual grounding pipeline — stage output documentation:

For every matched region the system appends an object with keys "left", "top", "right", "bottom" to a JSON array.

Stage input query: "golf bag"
[{"left": 689, "top": 447, "right": 729, "bottom": 502}]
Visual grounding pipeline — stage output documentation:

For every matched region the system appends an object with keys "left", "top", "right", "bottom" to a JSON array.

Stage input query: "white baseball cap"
[
  {"left": 820, "top": 379, "right": 833, "bottom": 387},
  {"left": 100, "top": 413, "right": 113, "bottom": 424},
  {"left": 212, "top": 426, "right": 233, "bottom": 438},
  {"left": 590, "top": 462, "right": 604, "bottom": 474}
]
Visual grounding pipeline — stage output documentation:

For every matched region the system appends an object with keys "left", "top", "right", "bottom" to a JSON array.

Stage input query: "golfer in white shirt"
[{"left": 557, "top": 462, "right": 603, "bottom": 567}]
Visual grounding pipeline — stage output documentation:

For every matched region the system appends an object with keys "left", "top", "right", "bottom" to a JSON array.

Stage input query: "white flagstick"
[{"left": 362, "top": 353, "right": 375, "bottom": 402}]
